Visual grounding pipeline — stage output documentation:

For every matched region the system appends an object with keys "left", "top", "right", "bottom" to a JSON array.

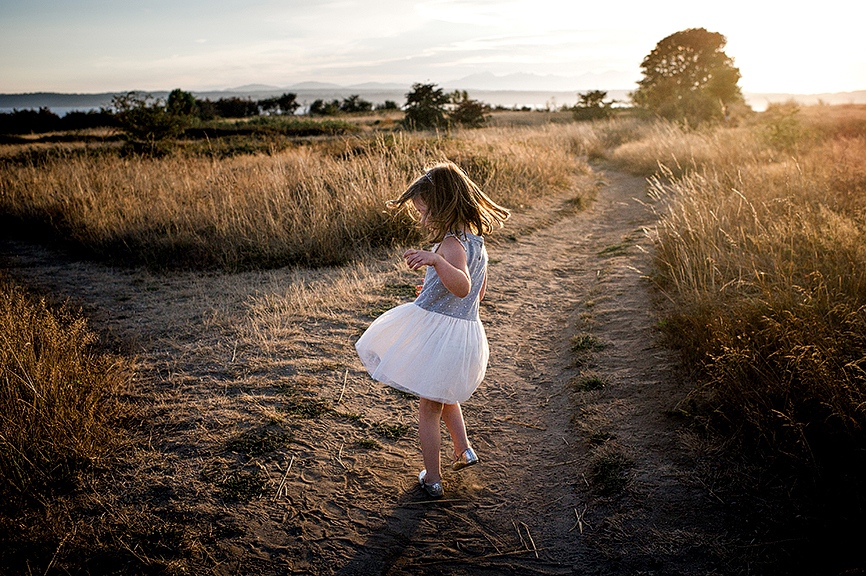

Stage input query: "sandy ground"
[{"left": 2, "top": 168, "right": 744, "bottom": 575}]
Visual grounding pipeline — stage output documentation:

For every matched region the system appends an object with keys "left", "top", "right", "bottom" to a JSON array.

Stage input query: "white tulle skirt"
[{"left": 355, "top": 303, "right": 489, "bottom": 404}]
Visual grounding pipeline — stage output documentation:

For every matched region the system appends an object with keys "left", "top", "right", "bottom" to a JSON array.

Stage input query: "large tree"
[
  {"left": 402, "top": 83, "right": 449, "bottom": 129},
  {"left": 166, "top": 88, "right": 197, "bottom": 117},
  {"left": 632, "top": 28, "right": 743, "bottom": 123},
  {"left": 111, "top": 91, "right": 184, "bottom": 142},
  {"left": 259, "top": 92, "right": 299, "bottom": 115}
]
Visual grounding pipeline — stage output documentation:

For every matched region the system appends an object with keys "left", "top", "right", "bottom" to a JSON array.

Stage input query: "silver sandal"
[
  {"left": 418, "top": 469, "right": 444, "bottom": 498},
  {"left": 452, "top": 447, "right": 479, "bottom": 471}
]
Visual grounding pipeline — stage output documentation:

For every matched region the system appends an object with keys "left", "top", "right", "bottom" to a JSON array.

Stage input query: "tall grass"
[
  {"left": 0, "top": 127, "right": 589, "bottom": 271},
  {"left": 612, "top": 107, "right": 866, "bottom": 474},
  {"left": 0, "top": 276, "right": 128, "bottom": 499}
]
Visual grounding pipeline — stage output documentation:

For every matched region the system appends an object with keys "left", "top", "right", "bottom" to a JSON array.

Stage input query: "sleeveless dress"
[{"left": 355, "top": 231, "right": 489, "bottom": 404}]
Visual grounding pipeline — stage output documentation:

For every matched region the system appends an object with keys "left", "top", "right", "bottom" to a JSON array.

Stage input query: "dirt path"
[{"left": 3, "top": 169, "right": 739, "bottom": 575}]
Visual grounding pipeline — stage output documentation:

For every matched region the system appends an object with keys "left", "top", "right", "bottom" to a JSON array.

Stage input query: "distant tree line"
[
  {"left": 0, "top": 107, "right": 119, "bottom": 134},
  {"left": 0, "top": 84, "right": 494, "bottom": 136},
  {"left": 307, "top": 94, "right": 399, "bottom": 115},
  {"left": 0, "top": 89, "right": 305, "bottom": 135}
]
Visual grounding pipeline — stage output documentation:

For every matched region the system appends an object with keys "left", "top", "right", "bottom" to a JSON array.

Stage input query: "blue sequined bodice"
[{"left": 413, "top": 232, "right": 487, "bottom": 320}]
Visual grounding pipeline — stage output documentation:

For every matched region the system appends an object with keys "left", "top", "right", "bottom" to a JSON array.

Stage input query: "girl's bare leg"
[
  {"left": 418, "top": 398, "right": 444, "bottom": 484},
  {"left": 442, "top": 402, "right": 470, "bottom": 460}
]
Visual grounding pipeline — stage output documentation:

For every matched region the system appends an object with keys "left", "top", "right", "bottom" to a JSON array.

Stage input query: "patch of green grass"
[
  {"left": 572, "top": 375, "right": 607, "bottom": 391},
  {"left": 356, "top": 439, "right": 382, "bottom": 450},
  {"left": 281, "top": 397, "right": 331, "bottom": 418},
  {"left": 589, "top": 447, "right": 632, "bottom": 495},
  {"left": 554, "top": 195, "right": 586, "bottom": 217},
  {"left": 367, "top": 306, "right": 391, "bottom": 318},
  {"left": 212, "top": 468, "right": 270, "bottom": 501},
  {"left": 383, "top": 283, "right": 417, "bottom": 298},
  {"left": 568, "top": 195, "right": 586, "bottom": 209},
  {"left": 226, "top": 429, "right": 293, "bottom": 457},
  {"left": 373, "top": 422, "right": 410, "bottom": 440},
  {"left": 597, "top": 242, "right": 631, "bottom": 258},
  {"left": 571, "top": 333, "right": 606, "bottom": 352},
  {"left": 334, "top": 411, "right": 364, "bottom": 423}
]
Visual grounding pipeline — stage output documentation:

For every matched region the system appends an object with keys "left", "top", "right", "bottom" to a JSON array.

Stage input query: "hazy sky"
[{"left": 2, "top": 0, "right": 864, "bottom": 95}]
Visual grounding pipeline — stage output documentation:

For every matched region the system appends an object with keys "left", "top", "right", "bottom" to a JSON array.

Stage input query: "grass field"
[
  {"left": 610, "top": 105, "right": 866, "bottom": 486},
  {"left": 0, "top": 275, "right": 128, "bottom": 501},
  {"left": 2, "top": 105, "right": 865, "bottom": 562},
  {"left": 0, "top": 121, "right": 593, "bottom": 270},
  {"left": 0, "top": 111, "right": 599, "bottom": 503}
]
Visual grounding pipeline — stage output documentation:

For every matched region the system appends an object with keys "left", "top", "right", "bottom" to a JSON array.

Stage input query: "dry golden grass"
[
  {"left": 0, "top": 275, "right": 128, "bottom": 500},
  {"left": 611, "top": 106, "right": 866, "bottom": 472},
  {"left": 0, "top": 126, "right": 590, "bottom": 270},
  {"left": 0, "top": 120, "right": 593, "bottom": 503},
  {"left": 799, "top": 103, "right": 866, "bottom": 140},
  {"left": 607, "top": 121, "right": 774, "bottom": 177}
]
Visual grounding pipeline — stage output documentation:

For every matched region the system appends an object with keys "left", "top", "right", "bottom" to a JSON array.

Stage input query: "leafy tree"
[
  {"left": 0, "top": 108, "right": 118, "bottom": 134},
  {"left": 573, "top": 90, "right": 613, "bottom": 121},
  {"left": 402, "top": 83, "right": 449, "bottom": 129},
  {"left": 0, "top": 107, "right": 61, "bottom": 134},
  {"left": 195, "top": 98, "right": 217, "bottom": 120},
  {"left": 166, "top": 88, "right": 197, "bottom": 117},
  {"left": 375, "top": 100, "right": 400, "bottom": 111},
  {"left": 448, "top": 92, "right": 489, "bottom": 128},
  {"left": 631, "top": 28, "right": 744, "bottom": 124},
  {"left": 259, "top": 93, "right": 299, "bottom": 115},
  {"left": 277, "top": 93, "right": 300, "bottom": 115},
  {"left": 448, "top": 90, "right": 469, "bottom": 104},
  {"left": 213, "top": 97, "right": 259, "bottom": 118},
  {"left": 111, "top": 91, "right": 184, "bottom": 141},
  {"left": 59, "top": 109, "right": 117, "bottom": 130},
  {"left": 340, "top": 94, "right": 373, "bottom": 113},
  {"left": 308, "top": 99, "right": 341, "bottom": 116}
]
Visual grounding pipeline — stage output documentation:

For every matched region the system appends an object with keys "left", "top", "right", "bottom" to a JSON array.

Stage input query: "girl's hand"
[
  {"left": 405, "top": 237, "right": 471, "bottom": 298},
  {"left": 403, "top": 248, "right": 440, "bottom": 271}
]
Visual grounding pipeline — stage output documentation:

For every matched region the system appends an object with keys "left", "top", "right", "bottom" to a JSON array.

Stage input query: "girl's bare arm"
[{"left": 403, "top": 236, "right": 471, "bottom": 298}]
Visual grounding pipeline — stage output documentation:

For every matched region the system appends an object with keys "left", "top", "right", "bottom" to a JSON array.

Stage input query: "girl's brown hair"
[{"left": 389, "top": 161, "right": 509, "bottom": 242}]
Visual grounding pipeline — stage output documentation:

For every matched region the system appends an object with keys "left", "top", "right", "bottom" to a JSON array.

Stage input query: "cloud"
[{"left": 0, "top": 0, "right": 863, "bottom": 93}]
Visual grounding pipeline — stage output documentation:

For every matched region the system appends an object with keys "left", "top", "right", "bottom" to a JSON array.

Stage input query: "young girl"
[{"left": 355, "top": 161, "right": 509, "bottom": 498}]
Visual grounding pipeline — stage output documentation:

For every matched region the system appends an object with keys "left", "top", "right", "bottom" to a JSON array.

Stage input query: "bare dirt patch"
[{"left": 1, "top": 168, "right": 744, "bottom": 575}]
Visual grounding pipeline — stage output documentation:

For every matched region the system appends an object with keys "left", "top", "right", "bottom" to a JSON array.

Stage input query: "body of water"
[{"left": 1, "top": 88, "right": 633, "bottom": 116}]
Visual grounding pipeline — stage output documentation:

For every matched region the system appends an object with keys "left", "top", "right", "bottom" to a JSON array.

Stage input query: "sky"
[{"left": 1, "top": 0, "right": 864, "bottom": 95}]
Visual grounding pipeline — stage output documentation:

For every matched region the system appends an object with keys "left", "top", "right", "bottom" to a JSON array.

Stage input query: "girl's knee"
[{"left": 420, "top": 398, "right": 444, "bottom": 415}]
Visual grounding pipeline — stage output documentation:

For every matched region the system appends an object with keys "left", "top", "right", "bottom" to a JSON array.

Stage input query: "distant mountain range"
[
  {"left": 2, "top": 71, "right": 864, "bottom": 113},
  {"left": 220, "top": 71, "right": 639, "bottom": 93}
]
